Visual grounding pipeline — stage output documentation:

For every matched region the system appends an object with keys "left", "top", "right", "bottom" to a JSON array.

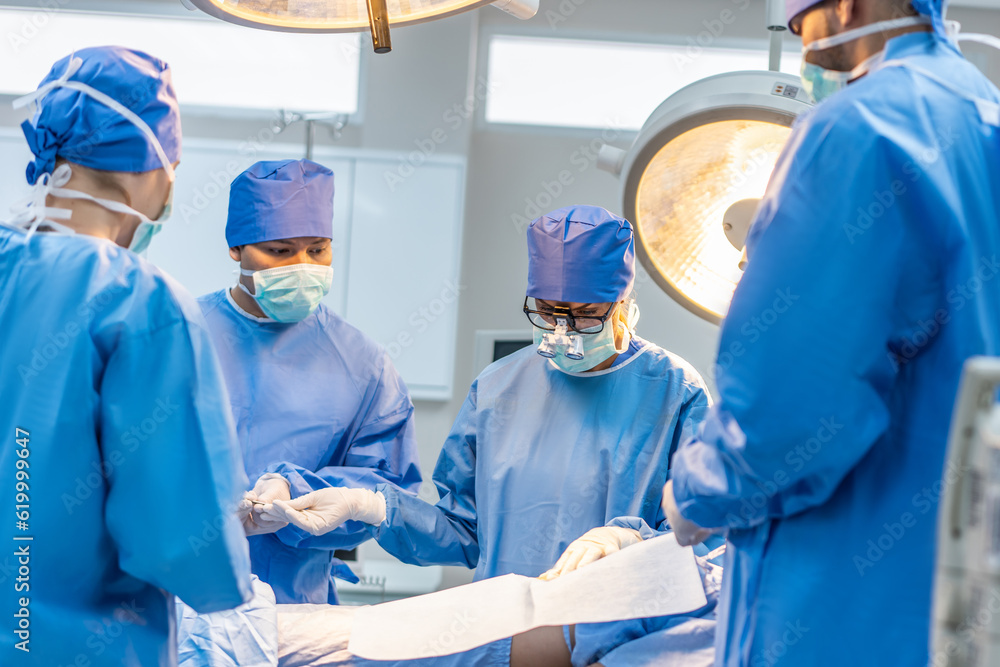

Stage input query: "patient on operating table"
[{"left": 177, "top": 537, "right": 722, "bottom": 667}]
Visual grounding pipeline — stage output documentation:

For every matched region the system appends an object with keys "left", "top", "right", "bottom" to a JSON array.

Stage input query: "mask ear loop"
[
  {"left": 803, "top": 14, "right": 933, "bottom": 54},
  {"left": 237, "top": 267, "right": 258, "bottom": 298},
  {"left": 610, "top": 300, "right": 631, "bottom": 355},
  {"left": 5, "top": 164, "right": 75, "bottom": 240},
  {"left": 621, "top": 292, "right": 640, "bottom": 332}
]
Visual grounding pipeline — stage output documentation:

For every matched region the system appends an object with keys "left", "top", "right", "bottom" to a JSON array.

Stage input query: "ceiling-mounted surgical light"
[
  {"left": 599, "top": 71, "right": 812, "bottom": 324},
  {"left": 184, "top": 0, "right": 539, "bottom": 53}
]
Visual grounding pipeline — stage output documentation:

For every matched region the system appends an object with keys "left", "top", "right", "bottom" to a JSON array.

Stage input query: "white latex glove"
[
  {"left": 236, "top": 493, "right": 255, "bottom": 523},
  {"left": 539, "top": 526, "right": 644, "bottom": 580},
  {"left": 250, "top": 473, "right": 292, "bottom": 508},
  {"left": 662, "top": 480, "right": 713, "bottom": 547},
  {"left": 243, "top": 474, "right": 291, "bottom": 536},
  {"left": 265, "top": 487, "right": 387, "bottom": 537}
]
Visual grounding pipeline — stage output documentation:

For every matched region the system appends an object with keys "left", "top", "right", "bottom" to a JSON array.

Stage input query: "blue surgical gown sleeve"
[
  {"left": 369, "top": 380, "right": 482, "bottom": 568},
  {"left": 101, "top": 317, "right": 253, "bottom": 613},
  {"left": 672, "top": 102, "right": 941, "bottom": 530},
  {"left": 265, "top": 357, "right": 423, "bottom": 551}
]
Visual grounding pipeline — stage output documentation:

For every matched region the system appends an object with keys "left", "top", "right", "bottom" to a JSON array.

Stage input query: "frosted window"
[
  {"left": 0, "top": 7, "right": 360, "bottom": 114},
  {"left": 486, "top": 35, "right": 803, "bottom": 130}
]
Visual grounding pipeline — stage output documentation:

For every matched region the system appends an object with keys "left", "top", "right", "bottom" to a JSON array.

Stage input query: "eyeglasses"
[{"left": 523, "top": 297, "right": 616, "bottom": 334}]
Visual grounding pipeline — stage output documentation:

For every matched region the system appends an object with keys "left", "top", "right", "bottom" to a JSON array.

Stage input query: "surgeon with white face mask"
[
  {"left": 196, "top": 159, "right": 422, "bottom": 606},
  {"left": 263, "top": 205, "right": 716, "bottom": 667}
]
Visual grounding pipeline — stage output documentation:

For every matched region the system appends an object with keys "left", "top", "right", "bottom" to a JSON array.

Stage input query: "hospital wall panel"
[{"left": 0, "top": 130, "right": 466, "bottom": 401}]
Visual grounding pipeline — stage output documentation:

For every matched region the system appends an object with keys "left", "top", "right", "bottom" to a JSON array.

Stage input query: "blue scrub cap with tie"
[{"left": 17, "top": 46, "right": 181, "bottom": 185}]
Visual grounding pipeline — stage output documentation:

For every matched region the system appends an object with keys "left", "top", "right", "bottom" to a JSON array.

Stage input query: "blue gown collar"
[{"left": 224, "top": 286, "right": 273, "bottom": 324}]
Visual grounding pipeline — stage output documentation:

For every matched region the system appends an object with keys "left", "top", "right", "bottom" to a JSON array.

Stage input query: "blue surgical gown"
[
  {"left": 671, "top": 32, "right": 1000, "bottom": 666},
  {"left": 0, "top": 228, "right": 252, "bottom": 666},
  {"left": 198, "top": 289, "right": 423, "bottom": 604},
  {"left": 372, "top": 335, "right": 710, "bottom": 579}
]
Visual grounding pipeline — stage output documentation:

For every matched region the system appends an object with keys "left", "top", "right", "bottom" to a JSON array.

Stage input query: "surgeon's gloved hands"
[
  {"left": 265, "top": 487, "right": 387, "bottom": 537},
  {"left": 242, "top": 490, "right": 290, "bottom": 536},
  {"left": 242, "top": 474, "right": 291, "bottom": 536},
  {"left": 662, "top": 480, "right": 714, "bottom": 547},
  {"left": 250, "top": 473, "right": 292, "bottom": 507},
  {"left": 236, "top": 494, "right": 254, "bottom": 523},
  {"left": 539, "top": 526, "right": 644, "bottom": 581}
]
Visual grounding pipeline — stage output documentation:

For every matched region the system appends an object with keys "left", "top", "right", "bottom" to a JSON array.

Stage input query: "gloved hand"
[
  {"left": 236, "top": 493, "right": 254, "bottom": 523},
  {"left": 242, "top": 473, "right": 291, "bottom": 536},
  {"left": 662, "top": 480, "right": 714, "bottom": 547},
  {"left": 539, "top": 526, "right": 643, "bottom": 580},
  {"left": 264, "top": 487, "right": 387, "bottom": 537},
  {"left": 250, "top": 473, "right": 292, "bottom": 508}
]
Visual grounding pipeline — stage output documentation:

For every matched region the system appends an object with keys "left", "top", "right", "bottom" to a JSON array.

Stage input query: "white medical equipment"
[{"left": 932, "top": 356, "right": 1000, "bottom": 666}]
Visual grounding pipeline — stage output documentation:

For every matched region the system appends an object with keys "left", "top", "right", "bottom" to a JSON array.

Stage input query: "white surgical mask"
[
  {"left": 6, "top": 55, "right": 176, "bottom": 253},
  {"left": 799, "top": 15, "right": 932, "bottom": 103},
  {"left": 239, "top": 263, "right": 334, "bottom": 323}
]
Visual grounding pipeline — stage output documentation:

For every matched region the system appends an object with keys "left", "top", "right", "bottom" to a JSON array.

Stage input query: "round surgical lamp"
[
  {"left": 184, "top": 0, "right": 538, "bottom": 53},
  {"left": 599, "top": 70, "right": 812, "bottom": 324}
]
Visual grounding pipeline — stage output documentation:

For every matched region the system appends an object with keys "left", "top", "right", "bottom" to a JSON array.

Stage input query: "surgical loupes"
[{"left": 537, "top": 317, "right": 585, "bottom": 361}]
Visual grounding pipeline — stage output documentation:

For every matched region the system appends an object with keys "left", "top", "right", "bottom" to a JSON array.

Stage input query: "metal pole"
[
  {"left": 306, "top": 119, "right": 316, "bottom": 160},
  {"left": 766, "top": 0, "right": 786, "bottom": 72},
  {"left": 765, "top": 0, "right": 786, "bottom": 30},
  {"left": 366, "top": 0, "right": 392, "bottom": 54},
  {"left": 769, "top": 30, "right": 783, "bottom": 72}
]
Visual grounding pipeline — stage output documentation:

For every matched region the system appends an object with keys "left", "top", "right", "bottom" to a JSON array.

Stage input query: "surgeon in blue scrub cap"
[
  {"left": 0, "top": 46, "right": 252, "bottom": 664},
  {"left": 263, "top": 205, "right": 716, "bottom": 666},
  {"left": 195, "top": 158, "right": 422, "bottom": 605},
  {"left": 662, "top": 0, "right": 1000, "bottom": 665}
]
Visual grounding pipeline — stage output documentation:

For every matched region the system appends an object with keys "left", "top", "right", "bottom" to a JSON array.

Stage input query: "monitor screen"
[{"left": 494, "top": 340, "right": 533, "bottom": 362}]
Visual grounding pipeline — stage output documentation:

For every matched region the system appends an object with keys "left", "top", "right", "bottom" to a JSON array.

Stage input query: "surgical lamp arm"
[{"left": 767, "top": 0, "right": 786, "bottom": 72}]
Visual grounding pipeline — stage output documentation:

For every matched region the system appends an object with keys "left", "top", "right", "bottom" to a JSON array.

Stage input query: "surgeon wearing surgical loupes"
[
  {"left": 660, "top": 0, "right": 1000, "bottom": 665},
  {"left": 198, "top": 158, "right": 422, "bottom": 605},
  {"left": 0, "top": 46, "right": 252, "bottom": 664},
  {"left": 257, "top": 205, "right": 714, "bottom": 666}
]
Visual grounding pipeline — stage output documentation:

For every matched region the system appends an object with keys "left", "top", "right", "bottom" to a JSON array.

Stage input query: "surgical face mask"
[
  {"left": 239, "top": 263, "right": 334, "bottom": 323},
  {"left": 799, "top": 14, "right": 932, "bottom": 103},
  {"left": 9, "top": 55, "right": 177, "bottom": 251},
  {"left": 800, "top": 50, "right": 885, "bottom": 103},
  {"left": 128, "top": 179, "right": 174, "bottom": 254},
  {"left": 535, "top": 305, "right": 632, "bottom": 374}
]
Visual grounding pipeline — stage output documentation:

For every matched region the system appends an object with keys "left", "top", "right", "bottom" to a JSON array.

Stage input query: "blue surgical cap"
[
  {"left": 526, "top": 206, "right": 635, "bottom": 304},
  {"left": 786, "top": 0, "right": 947, "bottom": 32},
  {"left": 786, "top": 0, "right": 825, "bottom": 29},
  {"left": 20, "top": 46, "right": 181, "bottom": 185},
  {"left": 226, "top": 159, "right": 335, "bottom": 247}
]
